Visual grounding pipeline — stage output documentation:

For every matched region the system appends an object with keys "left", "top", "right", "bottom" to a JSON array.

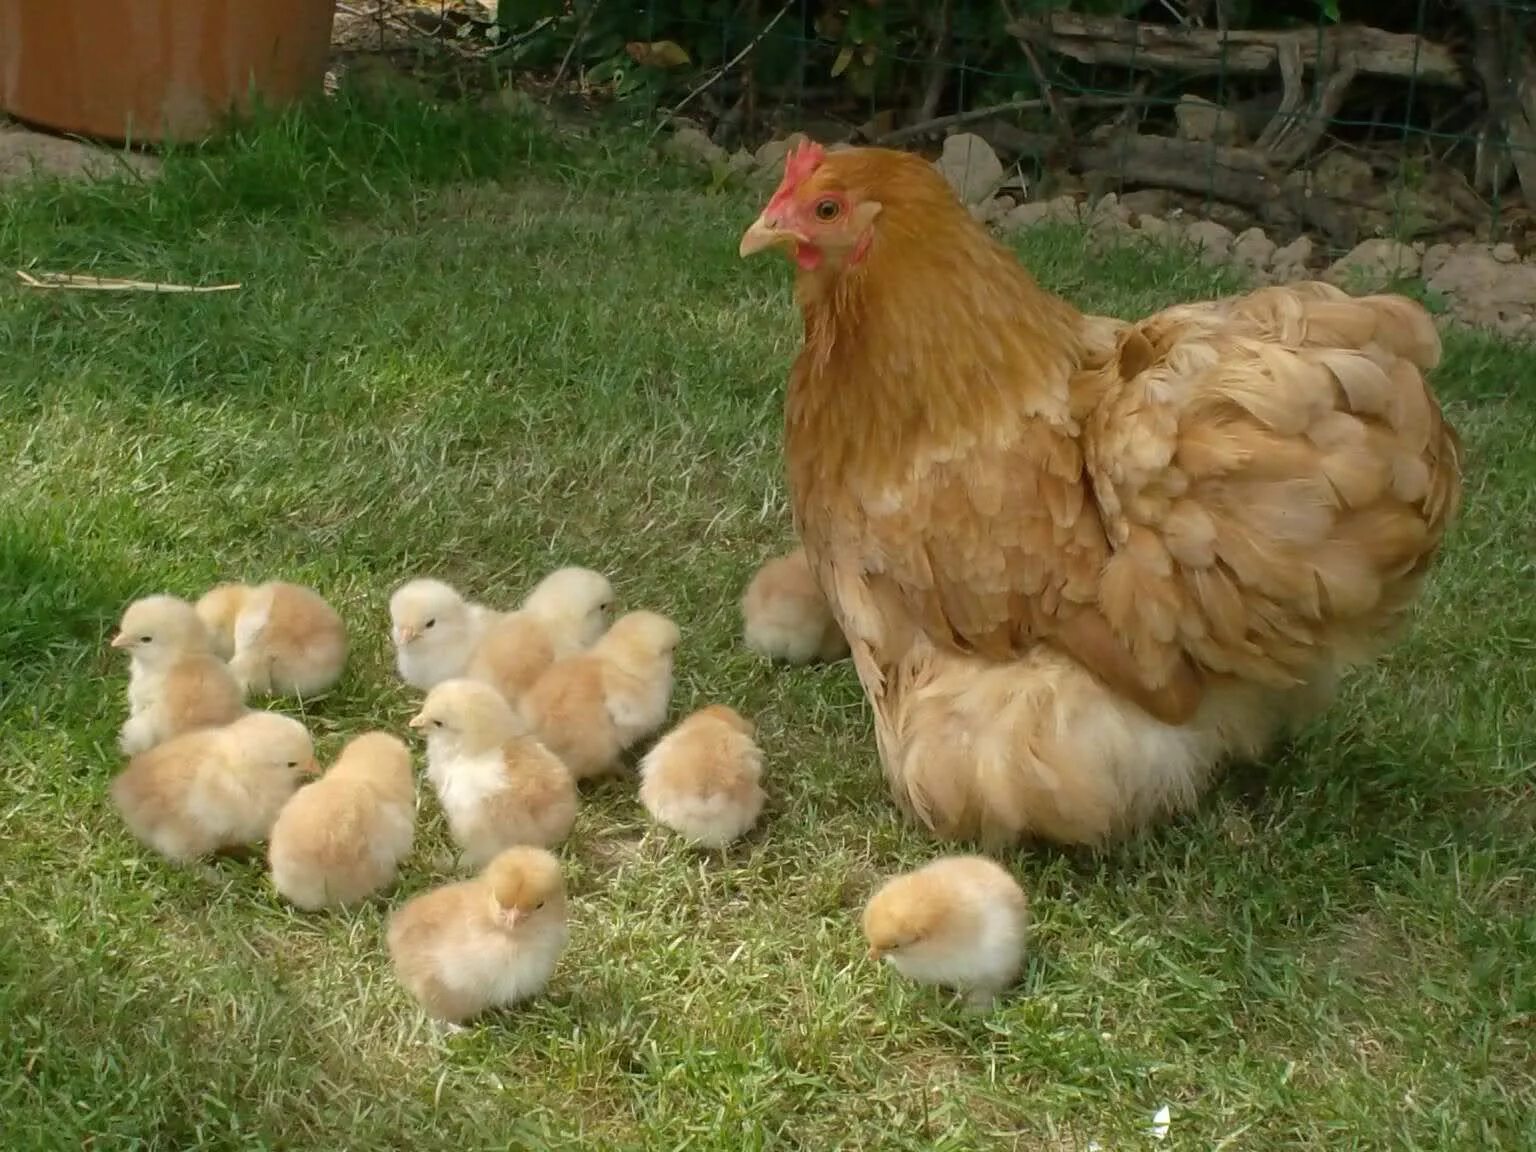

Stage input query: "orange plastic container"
[{"left": 0, "top": 0, "right": 336, "bottom": 145}]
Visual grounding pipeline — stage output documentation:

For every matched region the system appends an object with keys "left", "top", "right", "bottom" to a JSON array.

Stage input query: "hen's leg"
[{"left": 873, "top": 645, "right": 1328, "bottom": 847}]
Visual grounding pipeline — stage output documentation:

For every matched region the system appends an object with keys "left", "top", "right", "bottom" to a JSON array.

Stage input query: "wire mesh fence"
[{"left": 335, "top": 1, "right": 1536, "bottom": 256}]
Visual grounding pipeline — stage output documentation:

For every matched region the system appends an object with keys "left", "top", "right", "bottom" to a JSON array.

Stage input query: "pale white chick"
[
  {"left": 410, "top": 679, "right": 578, "bottom": 868},
  {"left": 465, "top": 566, "right": 614, "bottom": 707},
  {"left": 110, "top": 711, "right": 317, "bottom": 863},
  {"left": 638, "top": 705, "right": 765, "bottom": 849},
  {"left": 741, "top": 548, "right": 849, "bottom": 664},
  {"left": 112, "top": 595, "right": 246, "bottom": 755},
  {"left": 389, "top": 578, "right": 498, "bottom": 691},
  {"left": 267, "top": 731, "right": 416, "bottom": 910},
  {"left": 387, "top": 845, "right": 569, "bottom": 1024},
  {"left": 521, "top": 610, "right": 681, "bottom": 780},
  {"left": 196, "top": 580, "right": 349, "bottom": 698},
  {"left": 861, "top": 855, "right": 1030, "bottom": 1009}
]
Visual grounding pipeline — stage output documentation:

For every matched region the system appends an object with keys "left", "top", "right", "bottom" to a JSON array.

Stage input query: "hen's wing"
[{"left": 1081, "top": 280, "right": 1463, "bottom": 690}]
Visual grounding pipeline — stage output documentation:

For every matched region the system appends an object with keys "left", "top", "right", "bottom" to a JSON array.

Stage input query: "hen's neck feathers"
[{"left": 786, "top": 188, "right": 1085, "bottom": 491}]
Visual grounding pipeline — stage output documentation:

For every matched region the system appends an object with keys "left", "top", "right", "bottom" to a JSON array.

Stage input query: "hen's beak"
[
  {"left": 109, "top": 632, "right": 131, "bottom": 649},
  {"left": 739, "top": 211, "right": 798, "bottom": 258},
  {"left": 407, "top": 713, "right": 427, "bottom": 730}
]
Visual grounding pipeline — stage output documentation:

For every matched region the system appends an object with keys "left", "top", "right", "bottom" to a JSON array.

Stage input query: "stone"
[
  {"left": 663, "top": 126, "right": 726, "bottom": 167},
  {"left": 1270, "top": 236, "right": 1316, "bottom": 281},
  {"left": 935, "top": 132, "right": 1006, "bottom": 204},
  {"left": 1313, "top": 151, "right": 1375, "bottom": 200},
  {"left": 1325, "top": 239, "right": 1421, "bottom": 288},
  {"left": 1120, "top": 189, "right": 1172, "bottom": 218},
  {"left": 1174, "top": 94, "right": 1242, "bottom": 145},
  {"left": 1231, "top": 227, "right": 1277, "bottom": 274},
  {"left": 753, "top": 137, "right": 793, "bottom": 171},
  {"left": 1184, "top": 219, "right": 1235, "bottom": 263}
]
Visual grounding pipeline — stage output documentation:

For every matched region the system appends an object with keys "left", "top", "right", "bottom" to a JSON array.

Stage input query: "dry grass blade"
[{"left": 15, "top": 269, "right": 242, "bottom": 293}]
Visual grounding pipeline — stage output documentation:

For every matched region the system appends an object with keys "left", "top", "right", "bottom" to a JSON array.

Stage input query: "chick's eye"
[
  {"left": 431, "top": 719, "right": 444, "bottom": 729},
  {"left": 140, "top": 635, "right": 153, "bottom": 643},
  {"left": 287, "top": 760, "right": 298, "bottom": 769},
  {"left": 531, "top": 900, "right": 545, "bottom": 911},
  {"left": 814, "top": 198, "right": 840, "bottom": 222},
  {"left": 424, "top": 619, "right": 436, "bottom": 629}
]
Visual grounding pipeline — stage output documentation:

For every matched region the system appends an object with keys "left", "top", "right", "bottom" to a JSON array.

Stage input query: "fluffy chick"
[
  {"left": 112, "top": 595, "right": 246, "bottom": 755},
  {"left": 520, "top": 610, "right": 681, "bottom": 780},
  {"left": 410, "top": 679, "right": 578, "bottom": 868},
  {"left": 741, "top": 548, "right": 849, "bottom": 664},
  {"left": 267, "top": 731, "right": 416, "bottom": 909},
  {"left": 390, "top": 578, "right": 498, "bottom": 691},
  {"left": 386, "top": 845, "right": 569, "bottom": 1023},
  {"left": 196, "top": 580, "right": 349, "bottom": 698},
  {"left": 861, "top": 855, "right": 1030, "bottom": 1008},
  {"left": 110, "top": 710, "right": 317, "bottom": 863},
  {"left": 638, "top": 705, "right": 766, "bottom": 848},
  {"left": 465, "top": 566, "right": 614, "bottom": 707}
]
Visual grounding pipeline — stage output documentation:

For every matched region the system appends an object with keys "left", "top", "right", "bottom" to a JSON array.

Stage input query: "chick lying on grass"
[
  {"left": 861, "top": 855, "right": 1030, "bottom": 1010},
  {"left": 390, "top": 578, "right": 497, "bottom": 691},
  {"left": 196, "top": 580, "right": 348, "bottom": 698},
  {"left": 112, "top": 595, "right": 246, "bottom": 755},
  {"left": 410, "top": 679, "right": 578, "bottom": 869},
  {"left": 110, "top": 711, "right": 317, "bottom": 864},
  {"left": 268, "top": 731, "right": 416, "bottom": 910},
  {"left": 387, "top": 845, "right": 569, "bottom": 1024},
  {"left": 465, "top": 566, "right": 614, "bottom": 708},
  {"left": 521, "top": 610, "right": 681, "bottom": 780},
  {"left": 740, "top": 548, "right": 848, "bottom": 665},
  {"left": 639, "top": 705, "right": 765, "bottom": 849}
]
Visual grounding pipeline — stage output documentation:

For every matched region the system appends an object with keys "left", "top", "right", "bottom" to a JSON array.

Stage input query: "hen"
[{"left": 739, "top": 142, "right": 1463, "bottom": 847}]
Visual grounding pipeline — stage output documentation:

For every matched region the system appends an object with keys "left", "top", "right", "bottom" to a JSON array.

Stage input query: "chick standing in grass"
[
  {"left": 740, "top": 548, "right": 849, "bottom": 664},
  {"left": 196, "top": 580, "right": 349, "bottom": 698},
  {"left": 386, "top": 845, "right": 569, "bottom": 1024},
  {"left": 112, "top": 595, "right": 246, "bottom": 755},
  {"left": 861, "top": 855, "right": 1030, "bottom": 1009},
  {"left": 267, "top": 731, "right": 416, "bottom": 910},
  {"left": 521, "top": 610, "right": 681, "bottom": 780},
  {"left": 390, "top": 578, "right": 497, "bottom": 691},
  {"left": 110, "top": 711, "right": 317, "bottom": 863},
  {"left": 410, "top": 679, "right": 578, "bottom": 868},
  {"left": 639, "top": 705, "right": 765, "bottom": 848},
  {"left": 465, "top": 566, "right": 614, "bottom": 707}
]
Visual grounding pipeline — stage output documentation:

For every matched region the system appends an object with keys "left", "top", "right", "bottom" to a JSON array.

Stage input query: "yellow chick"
[
  {"left": 740, "top": 548, "right": 849, "bottom": 664},
  {"left": 520, "top": 610, "right": 682, "bottom": 780},
  {"left": 409, "top": 679, "right": 578, "bottom": 868},
  {"left": 638, "top": 705, "right": 766, "bottom": 849},
  {"left": 464, "top": 566, "right": 614, "bottom": 707},
  {"left": 196, "top": 580, "right": 349, "bottom": 698},
  {"left": 386, "top": 845, "right": 569, "bottom": 1023},
  {"left": 389, "top": 578, "right": 498, "bottom": 691},
  {"left": 267, "top": 731, "right": 416, "bottom": 910},
  {"left": 861, "top": 855, "right": 1030, "bottom": 1009},
  {"left": 112, "top": 595, "right": 246, "bottom": 755},
  {"left": 110, "top": 710, "right": 317, "bottom": 863}
]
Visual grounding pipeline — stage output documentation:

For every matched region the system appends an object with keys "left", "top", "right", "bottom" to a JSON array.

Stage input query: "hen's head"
[{"left": 739, "top": 141, "right": 964, "bottom": 274}]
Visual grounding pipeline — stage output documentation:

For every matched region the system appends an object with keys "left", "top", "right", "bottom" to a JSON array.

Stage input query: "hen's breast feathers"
[{"left": 1082, "top": 280, "right": 1463, "bottom": 691}]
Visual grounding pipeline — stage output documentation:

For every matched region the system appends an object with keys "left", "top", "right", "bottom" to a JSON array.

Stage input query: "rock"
[
  {"left": 0, "top": 122, "right": 160, "bottom": 185},
  {"left": 663, "top": 126, "right": 726, "bottom": 167},
  {"left": 1184, "top": 219, "right": 1235, "bottom": 263},
  {"left": 970, "top": 196, "right": 1014, "bottom": 225},
  {"left": 1425, "top": 242, "right": 1536, "bottom": 339},
  {"left": 1313, "top": 151, "right": 1375, "bottom": 201},
  {"left": 1002, "top": 202, "right": 1052, "bottom": 231},
  {"left": 1175, "top": 94, "right": 1242, "bottom": 145},
  {"left": 1325, "top": 239, "right": 1420, "bottom": 288},
  {"left": 753, "top": 136, "right": 796, "bottom": 171},
  {"left": 1270, "top": 236, "right": 1316, "bottom": 282},
  {"left": 1136, "top": 214, "right": 1177, "bottom": 241},
  {"left": 1493, "top": 242, "right": 1519, "bottom": 263},
  {"left": 1421, "top": 243, "right": 1455, "bottom": 280},
  {"left": 1120, "top": 189, "right": 1172, "bottom": 218},
  {"left": 1231, "top": 227, "right": 1276, "bottom": 275},
  {"left": 726, "top": 149, "right": 756, "bottom": 175},
  {"left": 936, "top": 133, "right": 1005, "bottom": 204}
]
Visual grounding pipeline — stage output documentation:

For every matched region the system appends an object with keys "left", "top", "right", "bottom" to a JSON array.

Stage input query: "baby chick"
[
  {"left": 196, "top": 580, "right": 349, "bottom": 698},
  {"left": 267, "top": 731, "right": 416, "bottom": 910},
  {"left": 112, "top": 595, "right": 246, "bottom": 755},
  {"left": 390, "top": 578, "right": 498, "bottom": 691},
  {"left": 861, "top": 855, "right": 1030, "bottom": 1009},
  {"left": 740, "top": 548, "right": 849, "bottom": 664},
  {"left": 110, "top": 710, "right": 317, "bottom": 863},
  {"left": 386, "top": 845, "right": 569, "bottom": 1023},
  {"left": 520, "top": 610, "right": 681, "bottom": 780},
  {"left": 410, "top": 679, "right": 578, "bottom": 868},
  {"left": 464, "top": 566, "right": 614, "bottom": 707},
  {"left": 638, "top": 705, "right": 766, "bottom": 849}
]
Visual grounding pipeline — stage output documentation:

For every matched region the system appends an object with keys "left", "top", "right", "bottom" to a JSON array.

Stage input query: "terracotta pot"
[{"left": 0, "top": 0, "right": 337, "bottom": 145}]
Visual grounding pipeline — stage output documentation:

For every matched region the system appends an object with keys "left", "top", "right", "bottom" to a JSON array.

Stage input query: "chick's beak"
[
  {"left": 109, "top": 632, "right": 131, "bottom": 649},
  {"left": 396, "top": 625, "right": 418, "bottom": 645},
  {"left": 407, "top": 713, "right": 427, "bottom": 730},
  {"left": 867, "top": 943, "right": 883, "bottom": 961},
  {"left": 739, "top": 210, "right": 798, "bottom": 258}
]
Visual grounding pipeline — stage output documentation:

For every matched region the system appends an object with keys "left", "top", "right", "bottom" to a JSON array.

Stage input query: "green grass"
[{"left": 1, "top": 91, "right": 1533, "bottom": 1151}]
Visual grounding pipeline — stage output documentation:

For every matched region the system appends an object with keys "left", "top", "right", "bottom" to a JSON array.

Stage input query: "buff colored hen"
[{"left": 740, "top": 142, "right": 1463, "bottom": 847}]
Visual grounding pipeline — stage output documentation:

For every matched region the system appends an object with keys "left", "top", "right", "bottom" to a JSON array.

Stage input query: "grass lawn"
[{"left": 1, "top": 94, "right": 1532, "bottom": 1151}]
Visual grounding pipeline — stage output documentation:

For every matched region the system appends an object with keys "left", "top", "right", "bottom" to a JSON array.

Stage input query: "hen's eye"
[{"left": 814, "top": 198, "right": 840, "bottom": 222}]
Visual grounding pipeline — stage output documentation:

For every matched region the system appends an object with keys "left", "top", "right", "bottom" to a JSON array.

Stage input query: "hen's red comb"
[{"left": 781, "top": 138, "right": 827, "bottom": 192}]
